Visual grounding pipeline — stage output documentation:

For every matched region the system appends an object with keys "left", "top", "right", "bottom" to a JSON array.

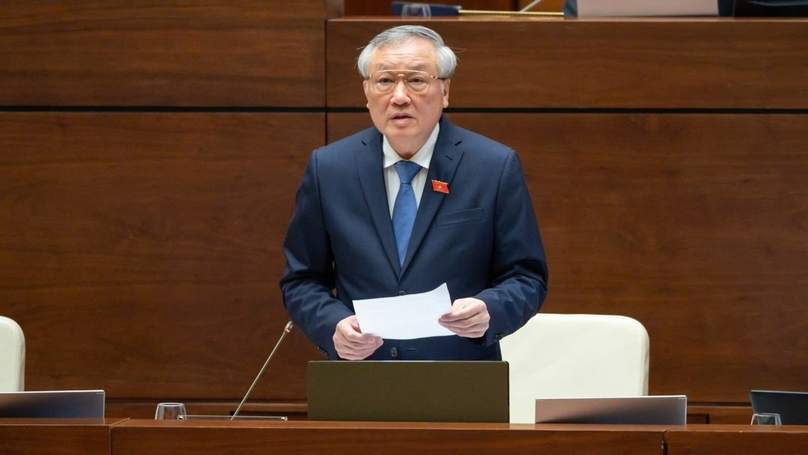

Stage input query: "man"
[{"left": 280, "top": 26, "right": 548, "bottom": 361}]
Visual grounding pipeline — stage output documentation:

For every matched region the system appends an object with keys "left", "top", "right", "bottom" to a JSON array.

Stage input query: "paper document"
[{"left": 353, "top": 283, "right": 455, "bottom": 340}]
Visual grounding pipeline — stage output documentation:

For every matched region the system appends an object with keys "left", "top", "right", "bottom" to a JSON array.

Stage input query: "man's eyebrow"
[{"left": 375, "top": 63, "right": 429, "bottom": 71}]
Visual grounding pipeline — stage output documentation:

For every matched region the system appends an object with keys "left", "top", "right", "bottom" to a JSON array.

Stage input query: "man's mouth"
[{"left": 391, "top": 113, "right": 412, "bottom": 120}]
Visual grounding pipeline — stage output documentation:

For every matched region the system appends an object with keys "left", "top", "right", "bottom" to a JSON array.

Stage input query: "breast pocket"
[{"left": 436, "top": 207, "right": 484, "bottom": 226}]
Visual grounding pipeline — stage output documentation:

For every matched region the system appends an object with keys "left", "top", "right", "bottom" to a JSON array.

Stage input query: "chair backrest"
[
  {"left": 500, "top": 313, "right": 649, "bottom": 423},
  {"left": 0, "top": 316, "right": 25, "bottom": 391}
]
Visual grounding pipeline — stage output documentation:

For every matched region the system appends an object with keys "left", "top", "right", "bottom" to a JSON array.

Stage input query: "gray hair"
[{"left": 357, "top": 25, "right": 457, "bottom": 79}]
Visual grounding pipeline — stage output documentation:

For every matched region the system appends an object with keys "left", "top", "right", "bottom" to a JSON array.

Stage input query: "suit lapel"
[
  {"left": 355, "top": 130, "right": 401, "bottom": 276},
  {"left": 400, "top": 117, "right": 464, "bottom": 276}
]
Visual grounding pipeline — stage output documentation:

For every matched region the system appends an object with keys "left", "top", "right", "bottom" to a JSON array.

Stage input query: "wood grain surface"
[
  {"left": 104, "top": 400, "right": 308, "bottom": 420},
  {"left": 0, "top": 1, "right": 339, "bottom": 107},
  {"left": 327, "top": 18, "right": 808, "bottom": 109},
  {"left": 667, "top": 424, "right": 808, "bottom": 455},
  {"left": 0, "top": 112, "right": 323, "bottom": 400},
  {"left": 329, "top": 111, "right": 808, "bottom": 403},
  {"left": 112, "top": 420, "right": 667, "bottom": 455},
  {"left": 0, "top": 418, "right": 123, "bottom": 455}
]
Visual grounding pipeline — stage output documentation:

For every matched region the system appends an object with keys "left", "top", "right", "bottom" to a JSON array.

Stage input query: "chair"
[
  {"left": 0, "top": 316, "right": 25, "bottom": 391},
  {"left": 500, "top": 313, "right": 649, "bottom": 423}
]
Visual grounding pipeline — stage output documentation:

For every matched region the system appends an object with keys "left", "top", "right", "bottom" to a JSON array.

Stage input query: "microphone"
[{"left": 231, "top": 320, "right": 294, "bottom": 420}]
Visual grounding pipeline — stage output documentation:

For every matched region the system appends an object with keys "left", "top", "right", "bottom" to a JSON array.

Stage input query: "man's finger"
[
  {"left": 441, "top": 320, "right": 488, "bottom": 338},
  {"left": 336, "top": 336, "right": 383, "bottom": 360},
  {"left": 440, "top": 310, "right": 489, "bottom": 329}
]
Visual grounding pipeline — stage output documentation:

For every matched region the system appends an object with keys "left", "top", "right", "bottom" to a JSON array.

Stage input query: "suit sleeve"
[
  {"left": 280, "top": 150, "right": 353, "bottom": 359},
  {"left": 475, "top": 149, "right": 549, "bottom": 346}
]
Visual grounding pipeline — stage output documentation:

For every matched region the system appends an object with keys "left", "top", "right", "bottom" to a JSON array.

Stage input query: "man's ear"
[
  {"left": 442, "top": 78, "right": 451, "bottom": 108},
  {"left": 363, "top": 80, "right": 371, "bottom": 109}
]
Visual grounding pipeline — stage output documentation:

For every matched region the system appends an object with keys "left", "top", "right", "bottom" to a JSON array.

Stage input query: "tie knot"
[{"left": 394, "top": 161, "right": 421, "bottom": 185}]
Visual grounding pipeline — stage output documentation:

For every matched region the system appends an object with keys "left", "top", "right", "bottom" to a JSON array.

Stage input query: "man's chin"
[{"left": 384, "top": 126, "right": 417, "bottom": 138}]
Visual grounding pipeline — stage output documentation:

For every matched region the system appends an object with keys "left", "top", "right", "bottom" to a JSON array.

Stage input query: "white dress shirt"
[{"left": 382, "top": 123, "right": 440, "bottom": 218}]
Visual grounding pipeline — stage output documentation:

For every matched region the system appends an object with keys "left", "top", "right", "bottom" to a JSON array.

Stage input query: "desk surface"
[
  {"left": 112, "top": 420, "right": 670, "bottom": 455},
  {"left": 0, "top": 418, "right": 126, "bottom": 455},
  {"left": 668, "top": 424, "right": 808, "bottom": 455},
  {"left": 5, "top": 419, "right": 808, "bottom": 455}
]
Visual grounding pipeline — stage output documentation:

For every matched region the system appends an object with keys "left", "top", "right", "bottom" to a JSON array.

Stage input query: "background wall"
[
  {"left": 1, "top": 2, "right": 807, "bottom": 422},
  {"left": 0, "top": 0, "right": 340, "bottom": 418},
  {"left": 327, "top": 18, "right": 808, "bottom": 422}
]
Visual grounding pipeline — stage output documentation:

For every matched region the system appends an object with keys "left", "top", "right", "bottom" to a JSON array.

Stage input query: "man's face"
[{"left": 363, "top": 38, "right": 450, "bottom": 156}]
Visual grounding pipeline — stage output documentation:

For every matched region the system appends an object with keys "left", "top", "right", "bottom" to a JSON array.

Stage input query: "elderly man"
[{"left": 281, "top": 25, "right": 548, "bottom": 361}]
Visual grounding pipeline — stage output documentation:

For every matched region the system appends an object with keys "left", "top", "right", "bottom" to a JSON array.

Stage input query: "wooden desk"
[
  {"left": 0, "top": 418, "right": 126, "bottom": 455},
  {"left": 667, "top": 424, "right": 808, "bottom": 455},
  {"left": 5, "top": 419, "right": 808, "bottom": 454},
  {"left": 111, "top": 420, "right": 670, "bottom": 455}
]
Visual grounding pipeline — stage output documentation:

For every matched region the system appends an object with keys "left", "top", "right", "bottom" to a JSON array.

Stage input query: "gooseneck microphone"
[{"left": 231, "top": 320, "right": 294, "bottom": 420}]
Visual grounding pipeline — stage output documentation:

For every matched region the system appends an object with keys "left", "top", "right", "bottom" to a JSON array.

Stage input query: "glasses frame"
[{"left": 366, "top": 69, "right": 444, "bottom": 94}]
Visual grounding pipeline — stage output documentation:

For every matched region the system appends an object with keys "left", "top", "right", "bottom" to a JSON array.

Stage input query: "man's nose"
[{"left": 390, "top": 79, "right": 410, "bottom": 104}]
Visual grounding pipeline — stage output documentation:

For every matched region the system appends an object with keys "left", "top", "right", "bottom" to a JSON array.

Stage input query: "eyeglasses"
[{"left": 367, "top": 69, "right": 443, "bottom": 94}]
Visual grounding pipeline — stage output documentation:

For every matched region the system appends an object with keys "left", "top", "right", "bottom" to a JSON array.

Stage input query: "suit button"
[
  {"left": 390, "top": 347, "right": 399, "bottom": 358},
  {"left": 398, "top": 290, "right": 406, "bottom": 296}
]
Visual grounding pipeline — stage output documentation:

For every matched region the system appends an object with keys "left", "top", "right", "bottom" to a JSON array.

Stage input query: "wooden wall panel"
[
  {"left": 0, "top": 1, "right": 341, "bottom": 107},
  {"left": 0, "top": 112, "right": 322, "bottom": 400},
  {"left": 345, "top": 0, "right": 515, "bottom": 16},
  {"left": 327, "top": 18, "right": 808, "bottom": 109},
  {"left": 518, "top": 0, "right": 566, "bottom": 11},
  {"left": 328, "top": 112, "right": 808, "bottom": 403}
]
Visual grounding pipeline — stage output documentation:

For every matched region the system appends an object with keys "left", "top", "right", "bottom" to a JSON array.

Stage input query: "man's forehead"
[{"left": 369, "top": 39, "right": 437, "bottom": 70}]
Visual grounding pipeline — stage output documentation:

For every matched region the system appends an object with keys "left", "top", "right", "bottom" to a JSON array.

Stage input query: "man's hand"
[
  {"left": 333, "top": 315, "right": 383, "bottom": 360},
  {"left": 438, "top": 297, "right": 490, "bottom": 338}
]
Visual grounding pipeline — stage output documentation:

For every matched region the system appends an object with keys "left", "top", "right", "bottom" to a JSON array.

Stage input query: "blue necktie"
[{"left": 392, "top": 161, "right": 422, "bottom": 266}]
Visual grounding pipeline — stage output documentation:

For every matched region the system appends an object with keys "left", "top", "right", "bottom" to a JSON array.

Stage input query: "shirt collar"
[{"left": 382, "top": 123, "right": 440, "bottom": 170}]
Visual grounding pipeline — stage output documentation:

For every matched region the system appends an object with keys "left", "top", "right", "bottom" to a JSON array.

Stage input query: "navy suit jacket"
[{"left": 280, "top": 115, "right": 548, "bottom": 361}]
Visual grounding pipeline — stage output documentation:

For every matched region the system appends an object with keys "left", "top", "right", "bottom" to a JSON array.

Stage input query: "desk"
[
  {"left": 667, "top": 424, "right": 808, "bottom": 455},
  {"left": 0, "top": 418, "right": 125, "bottom": 455},
  {"left": 111, "top": 421, "right": 669, "bottom": 455},
  {"left": 6, "top": 419, "right": 808, "bottom": 454}
]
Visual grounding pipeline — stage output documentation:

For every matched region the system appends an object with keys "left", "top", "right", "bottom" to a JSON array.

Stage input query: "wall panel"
[
  {"left": 0, "top": 112, "right": 323, "bottom": 401},
  {"left": 0, "top": 1, "right": 341, "bottom": 107},
  {"left": 327, "top": 18, "right": 808, "bottom": 109},
  {"left": 329, "top": 111, "right": 808, "bottom": 403}
]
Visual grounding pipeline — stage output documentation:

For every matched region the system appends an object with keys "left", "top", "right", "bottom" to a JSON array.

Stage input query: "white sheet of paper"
[{"left": 353, "top": 283, "right": 455, "bottom": 340}]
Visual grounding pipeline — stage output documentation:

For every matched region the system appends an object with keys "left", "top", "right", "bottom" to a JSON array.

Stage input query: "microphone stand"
[{"left": 231, "top": 321, "right": 294, "bottom": 420}]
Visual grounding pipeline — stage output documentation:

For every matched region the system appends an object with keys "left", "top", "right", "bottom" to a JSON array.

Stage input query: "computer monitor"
[
  {"left": 307, "top": 361, "right": 509, "bottom": 422},
  {"left": 534, "top": 395, "right": 687, "bottom": 425},
  {"left": 0, "top": 390, "right": 105, "bottom": 418},
  {"left": 734, "top": 0, "right": 808, "bottom": 16},
  {"left": 750, "top": 390, "right": 808, "bottom": 425}
]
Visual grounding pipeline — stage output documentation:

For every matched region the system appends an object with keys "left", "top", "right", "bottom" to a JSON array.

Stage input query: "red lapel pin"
[{"left": 431, "top": 179, "right": 449, "bottom": 194}]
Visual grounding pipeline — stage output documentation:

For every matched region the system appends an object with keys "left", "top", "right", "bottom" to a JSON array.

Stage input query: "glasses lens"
[
  {"left": 372, "top": 71, "right": 397, "bottom": 92},
  {"left": 371, "top": 71, "right": 432, "bottom": 93},
  {"left": 405, "top": 72, "right": 430, "bottom": 93}
]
